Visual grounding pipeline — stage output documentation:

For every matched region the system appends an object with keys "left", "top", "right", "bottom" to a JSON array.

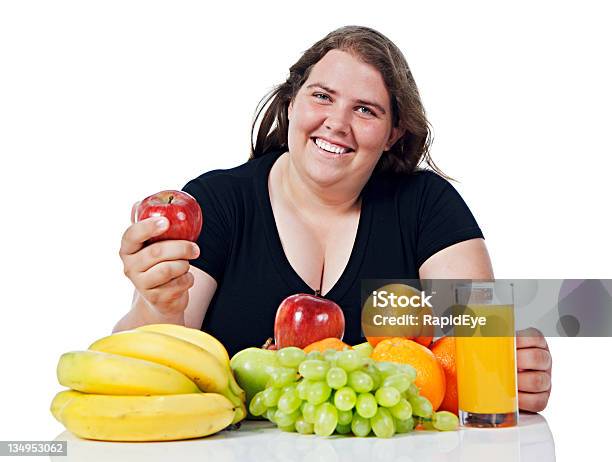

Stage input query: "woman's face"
[{"left": 287, "top": 49, "right": 402, "bottom": 191}]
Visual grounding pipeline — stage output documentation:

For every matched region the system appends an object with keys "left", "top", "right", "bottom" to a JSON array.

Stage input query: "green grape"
[
  {"left": 375, "top": 387, "right": 401, "bottom": 408},
  {"left": 362, "top": 357, "right": 376, "bottom": 367},
  {"left": 278, "top": 423, "right": 296, "bottom": 432},
  {"left": 371, "top": 407, "right": 396, "bottom": 438},
  {"left": 277, "top": 388, "right": 302, "bottom": 414},
  {"left": 314, "top": 402, "right": 338, "bottom": 437},
  {"left": 335, "top": 423, "right": 352, "bottom": 434},
  {"left": 351, "top": 413, "right": 371, "bottom": 437},
  {"left": 433, "top": 411, "right": 459, "bottom": 431},
  {"left": 337, "top": 409, "right": 353, "bottom": 425},
  {"left": 274, "top": 409, "right": 300, "bottom": 427},
  {"left": 281, "top": 383, "right": 297, "bottom": 396},
  {"left": 248, "top": 391, "right": 267, "bottom": 416},
  {"left": 306, "top": 351, "right": 324, "bottom": 360},
  {"left": 297, "top": 379, "right": 311, "bottom": 400},
  {"left": 417, "top": 417, "right": 436, "bottom": 430},
  {"left": 348, "top": 370, "right": 374, "bottom": 393},
  {"left": 409, "top": 395, "right": 433, "bottom": 418},
  {"left": 363, "top": 363, "right": 382, "bottom": 390},
  {"left": 299, "top": 360, "right": 330, "bottom": 380},
  {"left": 306, "top": 381, "right": 332, "bottom": 405},
  {"left": 374, "top": 361, "right": 399, "bottom": 378},
  {"left": 382, "top": 373, "right": 413, "bottom": 393},
  {"left": 277, "top": 346, "right": 306, "bottom": 368},
  {"left": 326, "top": 367, "right": 348, "bottom": 389},
  {"left": 333, "top": 386, "right": 357, "bottom": 411},
  {"left": 274, "top": 409, "right": 291, "bottom": 427},
  {"left": 262, "top": 387, "right": 282, "bottom": 407},
  {"left": 406, "top": 382, "right": 420, "bottom": 398},
  {"left": 355, "top": 393, "right": 377, "bottom": 418},
  {"left": 395, "top": 363, "right": 417, "bottom": 382},
  {"left": 394, "top": 416, "right": 415, "bottom": 434},
  {"left": 268, "top": 367, "right": 298, "bottom": 388},
  {"left": 323, "top": 349, "right": 339, "bottom": 364},
  {"left": 337, "top": 350, "right": 364, "bottom": 372},
  {"left": 389, "top": 398, "right": 412, "bottom": 420},
  {"left": 295, "top": 416, "right": 314, "bottom": 434},
  {"left": 301, "top": 401, "right": 317, "bottom": 424},
  {"left": 265, "top": 407, "right": 276, "bottom": 423}
]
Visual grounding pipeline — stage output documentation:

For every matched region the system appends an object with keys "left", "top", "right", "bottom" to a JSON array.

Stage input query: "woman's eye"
[
  {"left": 357, "top": 106, "right": 375, "bottom": 116},
  {"left": 313, "top": 93, "right": 331, "bottom": 101}
]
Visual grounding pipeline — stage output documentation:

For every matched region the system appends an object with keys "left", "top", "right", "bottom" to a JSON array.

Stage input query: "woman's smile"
[{"left": 311, "top": 137, "right": 355, "bottom": 159}]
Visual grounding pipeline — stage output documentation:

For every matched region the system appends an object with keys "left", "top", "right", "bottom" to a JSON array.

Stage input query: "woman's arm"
[
  {"left": 183, "top": 266, "right": 218, "bottom": 329},
  {"left": 418, "top": 238, "right": 494, "bottom": 279},
  {"left": 113, "top": 266, "right": 217, "bottom": 332},
  {"left": 418, "top": 238, "right": 552, "bottom": 413}
]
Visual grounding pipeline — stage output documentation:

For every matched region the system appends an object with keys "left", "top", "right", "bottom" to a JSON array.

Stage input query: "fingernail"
[
  {"left": 156, "top": 218, "right": 168, "bottom": 229},
  {"left": 192, "top": 245, "right": 200, "bottom": 258}
]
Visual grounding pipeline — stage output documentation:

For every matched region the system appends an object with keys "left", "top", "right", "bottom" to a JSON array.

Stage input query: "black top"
[{"left": 182, "top": 151, "right": 484, "bottom": 356}]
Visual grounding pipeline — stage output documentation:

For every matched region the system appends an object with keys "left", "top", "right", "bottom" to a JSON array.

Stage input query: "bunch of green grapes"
[{"left": 248, "top": 347, "right": 458, "bottom": 438}]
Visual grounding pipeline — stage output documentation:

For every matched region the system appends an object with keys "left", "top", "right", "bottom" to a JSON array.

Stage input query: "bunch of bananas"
[{"left": 51, "top": 324, "right": 246, "bottom": 441}]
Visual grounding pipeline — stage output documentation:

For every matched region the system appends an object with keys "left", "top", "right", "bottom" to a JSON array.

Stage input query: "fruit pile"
[
  {"left": 246, "top": 346, "right": 458, "bottom": 438},
  {"left": 50, "top": 324, "right": 246, "bottom": 441}
]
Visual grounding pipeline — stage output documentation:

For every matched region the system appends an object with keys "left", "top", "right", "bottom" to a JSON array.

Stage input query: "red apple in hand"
[
  {"left": 136, "top": 190, "right": 203, "bottom": 243},
  {"left": 274, "top": 294, "right": 345, "bottom": 349}
]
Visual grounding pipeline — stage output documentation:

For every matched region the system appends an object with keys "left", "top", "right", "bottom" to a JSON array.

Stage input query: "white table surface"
[{"left": 50, "top": 412, "right": 555, "bottom": 462}]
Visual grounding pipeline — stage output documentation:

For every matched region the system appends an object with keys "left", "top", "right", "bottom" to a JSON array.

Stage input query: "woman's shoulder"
[
  {"left": 186, "top": 151, "right": 280, "bottom": 185},
  {"left": 185, "top": 157, "right": 256, "bottom": 187},
  {"left": 183, "top": 153, "right": 277, "bottom": 196},
  {"left": 369, "top": 168, "right": 453, "bottom": 199}
]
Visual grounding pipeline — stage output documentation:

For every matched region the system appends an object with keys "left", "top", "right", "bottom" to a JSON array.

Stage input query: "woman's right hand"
[{"left": 119, "top": 202, "right": 200, "bottom": 318}]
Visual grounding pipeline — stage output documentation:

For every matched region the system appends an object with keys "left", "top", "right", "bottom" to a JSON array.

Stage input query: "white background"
[{"left": 1, "top": 1, "right": 610, "bottom": 460}]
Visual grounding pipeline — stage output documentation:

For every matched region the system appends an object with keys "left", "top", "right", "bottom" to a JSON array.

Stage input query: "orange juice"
[{"left": 455, "top": 303, "right": 518, "bottom": 426}]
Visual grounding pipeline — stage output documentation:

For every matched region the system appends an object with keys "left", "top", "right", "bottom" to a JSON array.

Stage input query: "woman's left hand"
[{"left": 516, "top": 328, "right": 552, "bottom": 412}]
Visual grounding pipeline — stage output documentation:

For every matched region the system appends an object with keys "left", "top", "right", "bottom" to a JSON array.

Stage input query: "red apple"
[
  {"left": 136, "top": 190, "right": 203, "bottom": 243},
  {"left": 274, "top": 293, "right": 345, "bottom": 349}
]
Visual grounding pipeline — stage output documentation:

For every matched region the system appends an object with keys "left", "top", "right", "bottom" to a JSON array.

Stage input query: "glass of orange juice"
[{"left": 454, "top": 281, "right": 518, "bottom": 428}]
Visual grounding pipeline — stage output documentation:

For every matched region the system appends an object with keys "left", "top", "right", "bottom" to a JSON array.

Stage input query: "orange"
[
  {"left": 303, "top": 337, "right": 352, "bottom": 354},
  {"left": 367, "top": 335, "right": 432, "bottom": 348},
  {"left": 371, "top": 337, "right": 446, "bottom": 411},
  {"left": 430, "top": 336, "right": 458, "bottom": 415},
  {"left": 366, "top": 336, "right": 389, "bottom": 347},
  {"left": 415, "top": 335, "right": 433, "bottom": 348},
  {"left": 411, "top": 304, "right": 435, "bottom": 348}
]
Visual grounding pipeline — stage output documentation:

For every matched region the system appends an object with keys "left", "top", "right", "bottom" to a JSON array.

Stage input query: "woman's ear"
[
  {"left": 384, "top": 127, "right": 405, "bottom": 151},
  {"left": 288, "top": 100, "right": 293, "bottom": 121}
]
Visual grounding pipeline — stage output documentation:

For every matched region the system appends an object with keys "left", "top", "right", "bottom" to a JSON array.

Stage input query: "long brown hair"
[{"left": 250, "top": 25, "right": 452, "bottom": 180}]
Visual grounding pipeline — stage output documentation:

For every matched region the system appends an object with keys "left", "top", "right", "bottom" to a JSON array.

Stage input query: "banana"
[
  {"left": 50, "top": 390, "right": 82, "bottom": 422},
  {"left": 136, "top": 324, "right": 245, "bottom": 400},
  {"left": 60, "top": 392, "right": 236, "bottom": 441},
  {"left": 136, "top": 324, "right": 231, "bottom": 364},
  {"left": 57, "top": 350, "right": 199, "bottom": 395},
  {"left": 89, "top": 330, "right": 245, "bottom": 423}
]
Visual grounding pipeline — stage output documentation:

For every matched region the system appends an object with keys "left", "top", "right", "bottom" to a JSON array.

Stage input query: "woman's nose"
[{"left": 324, "top": 107, "right": 351, "bottom": 135}]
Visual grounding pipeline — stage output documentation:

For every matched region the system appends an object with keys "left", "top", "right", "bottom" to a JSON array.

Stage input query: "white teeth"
[{"left": 314, "top": 138, "right": 350, "bottom": 154}]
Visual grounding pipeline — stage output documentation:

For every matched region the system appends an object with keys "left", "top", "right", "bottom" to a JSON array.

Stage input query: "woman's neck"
[{"left": 278, "top": 152, "right": 363, "bottom": 218}]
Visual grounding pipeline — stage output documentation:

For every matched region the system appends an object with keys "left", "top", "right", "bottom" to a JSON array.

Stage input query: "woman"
[{"left": 115, "top": 26, "right": 551, "bottom": 413}]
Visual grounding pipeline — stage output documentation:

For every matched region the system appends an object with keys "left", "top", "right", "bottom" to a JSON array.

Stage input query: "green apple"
[
  {"left": 230, "top": 347, "right": 279, "bottom": 419},
  {"left": 352, "top": 341, "right": 373, "bottom": 358}
]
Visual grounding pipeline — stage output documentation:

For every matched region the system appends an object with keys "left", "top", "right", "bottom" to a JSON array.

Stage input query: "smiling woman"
[
  {"left": 114, "top": 25, "right": 551, "bottom": 413},
  {"left": 285, "top": 49, "right": 403, "bottom": 192}
]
